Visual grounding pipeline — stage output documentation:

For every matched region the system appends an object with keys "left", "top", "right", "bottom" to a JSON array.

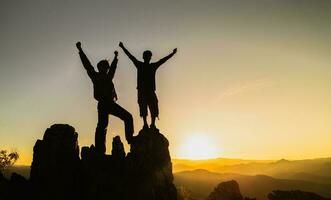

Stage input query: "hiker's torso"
[
  {"left": 136, "top": 62, "right": 157, "bottom": 92},
  {"left": 91, "top": 73, "right": 116, "bottom": 102}
]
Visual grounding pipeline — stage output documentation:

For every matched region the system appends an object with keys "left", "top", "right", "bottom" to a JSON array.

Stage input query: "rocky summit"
[{"left": 2, "top": 124, "right": 177, "bottom": 200}]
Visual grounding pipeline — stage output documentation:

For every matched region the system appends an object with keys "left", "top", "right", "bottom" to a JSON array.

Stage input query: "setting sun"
[{"left": 178, "top": 134, "right": 220, "bottom": 160}]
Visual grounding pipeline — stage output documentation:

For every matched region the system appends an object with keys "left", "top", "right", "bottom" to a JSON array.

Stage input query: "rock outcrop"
[
  {"left": 268, "top": 190, "right": 331, "bottom": 200},
  {"left": 30, "top": 124, "right": 81, "bottom": 200},
  {"left": 80, "top": 127, "right": 177, "bottom": 200},
  {"left": 206, "top": 180, "right": 244, "bottom": 200},
  {"left": 125, "top": 128, "right": 177, "bottom": 200},
  {"left": 27, "top": 124, "right": 177, "bottom": 200},
  {"left": 206, "top": 180, "right": 256, "bottom": 200}
]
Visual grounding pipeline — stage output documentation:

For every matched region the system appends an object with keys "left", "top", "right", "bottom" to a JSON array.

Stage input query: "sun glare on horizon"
[{"left": 178, "top": 134, "right": 221, "bottom": 160}]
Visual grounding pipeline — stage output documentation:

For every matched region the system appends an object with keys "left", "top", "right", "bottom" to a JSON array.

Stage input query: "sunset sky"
[{"left": 1, "top": 0, "right": 331, "bottom": 165}]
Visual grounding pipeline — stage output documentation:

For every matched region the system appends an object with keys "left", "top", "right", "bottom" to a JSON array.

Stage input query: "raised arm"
[
  {"left": 154, "top": 48, "right": 177, "bottom": 68},
  {"left": 119, "top": 42, "right": 139, "bottom": 66},
  {"left": 108, "top": 51, "right": 118, "bottom": 80},
  {"left": 76, "top": 42, "right": 96, "bottom": 78}
]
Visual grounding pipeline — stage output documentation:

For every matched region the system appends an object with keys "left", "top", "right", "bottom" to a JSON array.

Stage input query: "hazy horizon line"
[{"left": 12, "top": 155, "right": 331, "bottom": 167}]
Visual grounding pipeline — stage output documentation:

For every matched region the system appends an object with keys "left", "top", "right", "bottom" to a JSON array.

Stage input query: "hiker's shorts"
[{"left": 138, "top": 91, "right": 159, "bottom": 118}]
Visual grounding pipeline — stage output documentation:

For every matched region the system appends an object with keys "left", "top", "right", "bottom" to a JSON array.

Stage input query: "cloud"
[{"left": 218, "top": 78, "right": 274, "bottom": 100}]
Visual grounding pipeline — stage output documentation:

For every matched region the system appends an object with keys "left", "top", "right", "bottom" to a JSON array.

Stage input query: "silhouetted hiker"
[
  {"left": 76, "top": 42, "right": 134, "bottom": 154},
  {"left": 119, "top": 42, "right": 177, "bottom": 129}
]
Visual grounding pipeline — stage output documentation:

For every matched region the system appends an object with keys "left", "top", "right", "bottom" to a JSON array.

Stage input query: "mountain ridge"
[{"left": 174, "top": 169, "right": 331, "bottom": 200}]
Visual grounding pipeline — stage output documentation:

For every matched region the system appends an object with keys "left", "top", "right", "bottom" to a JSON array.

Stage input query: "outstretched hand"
[
  {"left": 173, "top": 48, "right": 177, "bottom": 54},
  {"left": 119, "top": 42, "right": 124, "bottom": 48},
  {"left": 76, "top": 42, "right": 82, "bottom": 50}
]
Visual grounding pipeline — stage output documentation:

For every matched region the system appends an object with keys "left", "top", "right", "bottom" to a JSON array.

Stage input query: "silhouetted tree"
[{"left": 0, "top": 150, "right": 19, "bottom": 172}]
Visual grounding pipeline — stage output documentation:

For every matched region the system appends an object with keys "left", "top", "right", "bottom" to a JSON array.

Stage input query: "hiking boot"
[
  {"left": 143, "top": 124, "right": 149, "bottom": 130},
  {"left": 150, "top": 124, "right": 159, "bottom": 132}
]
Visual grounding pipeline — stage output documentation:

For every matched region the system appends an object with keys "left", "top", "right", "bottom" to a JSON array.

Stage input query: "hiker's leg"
[
  {"left": 151, "top": 115, "right": 156, "bottom": 127},
  {"left": 95, "top": 104, "right": 109, "bottom": 154},
  {"left": 149, "top": 92, "right": 159, "bottom": 128},
  {"left": 143, "top": 116, "right": 148, "bottom": 128},
  {"left": 138, "top": 91, "right": 148, "bottom": 128},
  {"left": 109, "top": 103, "right": 134, "bottom": 144}
]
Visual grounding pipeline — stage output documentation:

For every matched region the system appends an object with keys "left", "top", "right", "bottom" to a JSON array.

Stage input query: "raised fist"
[
  {"left": 119, "top": 42, "right": 124, "bottom": 48},
  {"left": 76, "top": 42, "right": 82, "bottom": 50},
  {"left": 173, "top": 48, "right": 177, "bottom": 54},
  {"left": 114, "top": 51, "right": 118, "bottom": 57}
]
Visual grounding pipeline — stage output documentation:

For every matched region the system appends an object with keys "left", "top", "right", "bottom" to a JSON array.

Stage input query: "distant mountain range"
[
  {"left": 173, "top": 157, "right": 331, "bottom": 184},
  {"left": 174, "top": 169, "right": 331, "bottom": 200}
]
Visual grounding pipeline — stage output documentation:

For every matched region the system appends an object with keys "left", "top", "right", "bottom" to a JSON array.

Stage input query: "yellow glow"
[{"left": 178, "top": 134, "right": 220, "bottom": 160}]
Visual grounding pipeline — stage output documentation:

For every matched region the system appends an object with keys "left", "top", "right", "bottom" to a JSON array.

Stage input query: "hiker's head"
[
  {"left": 97, "top": 60, "right": 109, "bottom": 73},
  {"left": 143, "top": 50, "right": 152, "bottom": 63}
]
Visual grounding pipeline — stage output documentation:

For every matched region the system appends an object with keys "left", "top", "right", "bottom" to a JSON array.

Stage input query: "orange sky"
[{"left": 0, "top": 1, "right": 331, "bottom": 165}]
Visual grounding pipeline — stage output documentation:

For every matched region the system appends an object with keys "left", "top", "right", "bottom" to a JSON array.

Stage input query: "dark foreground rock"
[
  {"left": 205, "top": 179, "right": 330, "bottom": 200},
  {"left": 268, "top": 190, "right": 331, "bottom": 200},
  {"left": 9, "top": 124, "right": 177, "bottom": 200},
  {"left": 0, "top": 172, "right": 31, "bottom": 200}
]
